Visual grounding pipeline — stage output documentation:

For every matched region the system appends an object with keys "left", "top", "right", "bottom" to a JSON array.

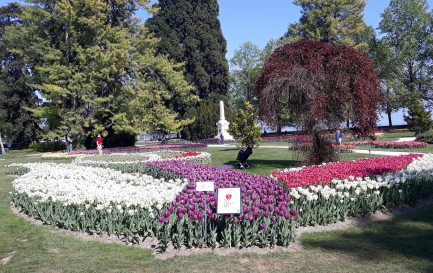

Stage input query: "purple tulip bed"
[{"left": 145, "top": 160, "right": 297, "bottom": 251}]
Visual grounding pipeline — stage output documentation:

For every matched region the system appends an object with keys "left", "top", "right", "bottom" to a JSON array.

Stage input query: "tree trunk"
[
  {"left": 346, "top": 120, "right": 350, "bottom": 128},
  {"left": 0, "top": 132, "right": 6, "bottom": 155},
  {"left": 387, "top": 110, "right": 393, "bottom": 127}
]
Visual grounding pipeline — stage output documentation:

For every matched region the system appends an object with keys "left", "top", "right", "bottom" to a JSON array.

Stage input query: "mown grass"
[
  {"left": 380, "top": 131, "right": 415, "bottom": 140},
  {"left": 1, "top": 150, "right": 432, "bottom": 273},
  {"left": 207, "top": 147, "right": 378, "bottom": 176}
]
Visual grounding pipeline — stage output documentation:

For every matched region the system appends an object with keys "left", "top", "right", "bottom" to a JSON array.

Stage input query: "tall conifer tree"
[
  {"left": 146, "top": 0, "right": 229, "bottom": 100},
  {"left": 0, "top": 3, "right": 39, "bottom": 148}
]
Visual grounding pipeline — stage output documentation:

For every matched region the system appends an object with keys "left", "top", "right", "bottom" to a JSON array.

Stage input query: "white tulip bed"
[{"left": 11, "top": 162, "right": 188, "bottom": 243}]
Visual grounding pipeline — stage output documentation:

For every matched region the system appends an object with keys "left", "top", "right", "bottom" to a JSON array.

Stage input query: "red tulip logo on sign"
[{"left": 224, "top": 193, "right": 233, "bottom": 208}]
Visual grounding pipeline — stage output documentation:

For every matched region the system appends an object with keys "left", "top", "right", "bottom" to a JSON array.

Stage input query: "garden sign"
[{"left": 217, "top": 187, "right": 241, "bottom": 214}]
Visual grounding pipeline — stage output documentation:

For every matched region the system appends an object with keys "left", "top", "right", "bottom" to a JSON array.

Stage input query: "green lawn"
[
  {"left": 380, "top": 131, "right": 415, "bottom": 140},
  {"left": 207, "top": 147, "right": 377, "bottom": 176},
  {"left": 1, "top": 150, "right": 433, "bottom": 273}
]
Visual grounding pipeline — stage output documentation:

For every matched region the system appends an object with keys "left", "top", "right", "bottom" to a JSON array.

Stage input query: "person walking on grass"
[
  {"left": 336, "top": 129, "right": 342, "bottom": 145},
  {"left": 96, "top": 134, "right": 104, "bottom": 155}
]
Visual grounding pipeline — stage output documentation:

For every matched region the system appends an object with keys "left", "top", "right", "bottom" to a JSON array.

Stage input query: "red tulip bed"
[
  {"left": 370, "top": 141, "right": 428, "bottom": 149},
  {"left": 272, "top": 154, "right": 433, "bottom": 226},
  {"left": 175, "top": 151, "right": 201, "bottom": 158},
  {"left": 272, "top": 154, "right": 421, "bottom": 188},
  {"left": 144, "top": 160, "right": 297, "bottom": 250}
]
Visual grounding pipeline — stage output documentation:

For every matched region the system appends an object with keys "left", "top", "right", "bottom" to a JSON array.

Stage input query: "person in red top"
[{"left": 96, "top": 134, "right": 104, "bottom": 155}]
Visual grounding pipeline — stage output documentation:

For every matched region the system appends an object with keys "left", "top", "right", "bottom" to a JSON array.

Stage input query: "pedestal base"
[{"left": 215, "top": 120, "right": 234, "bottom": 140}]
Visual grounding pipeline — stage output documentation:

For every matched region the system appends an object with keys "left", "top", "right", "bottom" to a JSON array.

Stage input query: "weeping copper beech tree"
[{"left": 256, "top": 40, "right": 381, "bottom": 164}]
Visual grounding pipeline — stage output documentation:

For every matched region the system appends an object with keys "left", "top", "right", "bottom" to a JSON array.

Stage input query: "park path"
[{"left": 395, "top": 137, "right": 416, "bottom": 142}]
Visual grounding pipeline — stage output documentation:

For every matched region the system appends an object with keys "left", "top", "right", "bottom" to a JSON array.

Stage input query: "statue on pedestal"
[{"left": 215, "top": 100, "right": 234, "bottom": 142}]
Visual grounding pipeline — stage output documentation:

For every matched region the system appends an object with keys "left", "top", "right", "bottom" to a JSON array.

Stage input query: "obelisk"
[{"left": 215, "top": 100, "right": 234, "bottom": 140}]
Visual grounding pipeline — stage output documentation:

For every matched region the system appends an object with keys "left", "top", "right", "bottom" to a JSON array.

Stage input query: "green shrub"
[
  {"left": 29, "top": 141, "right": 66, "bottom": 152},
  {"left": 229, "top": 101, "right": 262, "bottom": 148},
  {"left": 404, "top": 99, "right": 433, "bottom": 135},
  {"left": 415, "top": 131, "right": 433, "bottom": 144}
]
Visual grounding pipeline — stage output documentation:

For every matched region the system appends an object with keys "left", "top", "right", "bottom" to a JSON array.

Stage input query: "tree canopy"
[
  {"left": 379, "top": 0, "right": 433, "bottom": 106},
  {"left": 286, "top": 0, "right": 369, "bottom": 52},
  {"left": 229, "top": 41, "right": 262, "bottom": 108},
  {"left": 256, "top": 40, "right": 381, "bottom": 136},
  {"left": 0, "top": 3, "right": 39, "bottom": 148},
  {"left": 146, "top": 0, "right": 229, "bottom": 100},
  {"left": 4, "top": 0, "right": 197, "bottom": 146}
]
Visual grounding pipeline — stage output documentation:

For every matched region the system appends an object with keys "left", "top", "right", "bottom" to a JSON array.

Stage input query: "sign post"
[{"left": 196, "top": 181, "right": 215, "bottom": 241}]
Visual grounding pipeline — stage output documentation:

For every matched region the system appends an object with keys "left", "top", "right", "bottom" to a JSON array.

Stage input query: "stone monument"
[{"left": 215, "top": 100, "right": 234, "bottom": 140}]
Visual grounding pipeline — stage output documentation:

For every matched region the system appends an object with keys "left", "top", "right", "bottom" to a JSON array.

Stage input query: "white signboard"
[
  {"left": 217, "top": 187, "right": 241, "bottom": 214},
  {"left": 196, "top": 181, "right": 215, "bottom": 192}
]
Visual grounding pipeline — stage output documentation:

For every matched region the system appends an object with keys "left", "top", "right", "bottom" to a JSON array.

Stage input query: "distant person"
[
  {"left": 220, "top": 133, "right": 224, "bottom": 145},
  {"left": 335, "top": 130, "right": 342, "bottom": 145},
  {"left": 66, "top": 136, "right": 73, "bottom": 152},
  {"left": 96, "top": 134, "right": 104, "bottom": 154}
]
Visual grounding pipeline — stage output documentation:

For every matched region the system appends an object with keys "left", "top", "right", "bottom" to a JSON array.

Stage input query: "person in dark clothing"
[{"left": 235, "top": 146, "right": 253, "bottom": 169}]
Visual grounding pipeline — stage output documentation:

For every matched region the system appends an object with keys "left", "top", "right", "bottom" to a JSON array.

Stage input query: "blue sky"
[
  {"left": 219, "top": 0, "right": 394, "bottom": 60},
  {"left": 2, "top": 0, "right": 433, "bottom": 125}
]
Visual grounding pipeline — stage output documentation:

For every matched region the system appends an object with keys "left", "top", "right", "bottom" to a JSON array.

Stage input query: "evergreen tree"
[
  {"left": 229, "top": 101, "right": 261, "bottom": 148},
  {"left": 146, "top": 0, "right": 229, "bottom": 100},
  {"left": 6, "top": 0, "right": 197, "bottom": 147},
  {"left": 286, "top": 0, "right": 369, "bottom": 52},
  {"left": 0, "top": 3, "right": 39, "bottom": 149},
  {"left": 404, "top": 97, "right": 433, "bottom": 135}
]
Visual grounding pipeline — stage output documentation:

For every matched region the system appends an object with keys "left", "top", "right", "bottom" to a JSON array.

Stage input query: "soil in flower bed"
[{"left": 272, "top": 154, "right": 422, "bottom": 188}]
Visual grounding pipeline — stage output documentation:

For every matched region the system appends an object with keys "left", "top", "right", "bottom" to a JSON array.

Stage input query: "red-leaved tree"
[
  {"left": 256, "top": 40, "right": 381, "bottom": 164},
  {"left": 256, "top": 40, "right": 380, "bottom": 136}
]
